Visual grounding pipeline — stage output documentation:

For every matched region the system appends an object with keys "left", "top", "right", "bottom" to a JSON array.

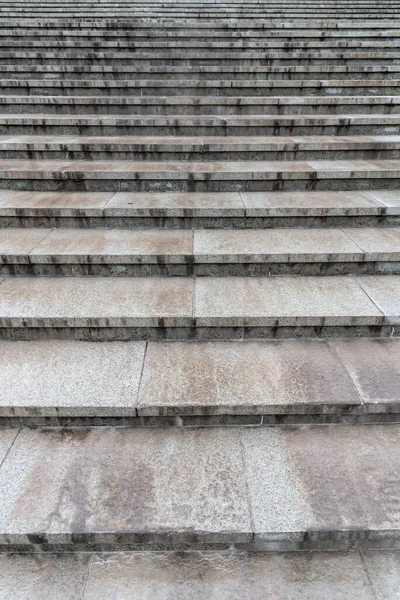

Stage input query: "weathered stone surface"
[
  {"left": 363, "top": 551, "right": 400, "bottom": 600},
  {"left": 333, "top": 339, "right": 400, "bottom": 412},
  {"left": 0, "top": 340, "right": 145, "bottom": 416},
  {"left": 0, "top": 428, "right": 251, "bottom": 546},
  {"left": 138, "top": 340, "right": 360, "bottom": 416},
  {"left": 84, "top": 551, "right": 375, "bottom": 600},
  {"left": 346, "top": 228, "right": 400, "bottom": 260},
  {"left": 0, "top": 553, "right": 90, "bottom": 600},
  {"left": 241, "top": 425, "right": 400, "bottom": 547},
  {"left": 194, "top": 276, "right": 383, "bottom": 326},
  {"left": 357, "top": 275, "right": 400, "bottom": 324}
]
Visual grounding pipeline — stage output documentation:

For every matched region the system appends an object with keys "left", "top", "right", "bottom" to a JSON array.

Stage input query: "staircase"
[{"left": 0, "top": 0, "right": 399, "bottom": 597}]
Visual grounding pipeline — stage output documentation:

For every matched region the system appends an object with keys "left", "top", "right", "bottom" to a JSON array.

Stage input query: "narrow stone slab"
[
  {"left": 137, "top": 340, "right": 360, "bottom": 416},
  {"left": 0, "top": 190, "right": 113, "bottom": 216},
  {"left": 0, "top": 340, "right": 145, "bottom": 417},
  {"left": 357, "top": 275, "right": 400, "bottom": 324},
  {"left": 241, "top": 425, "right": 400, "bottom": 549},
  {"left": 194, "top": 276, "right": 383, "bottom": 326},
  {"left": 84, "top": 551, "right": 375, "bottom": 600},
  {"left": 0, "top": 553, "right": 90, "bottom": 600},
  {"left": 241, "top": 191, "right": 385, "bottom": 217},
  {"left": 0, "top": 427, "right": 251, "bottom": 547},
  {"left": 363, "top": 552, "right": 400, "bottom": 600},
  {"left": 0, "top": 277, "right": 193, "bottom": 327},
  {"left": 346, "top": 228, "right": 400, "bottom": 260},
  {"left": 333, "top": 339, "right": 400, "bottom": 413},
  {"left": 0, "top": 228, "right": 51, "bottom": 263},
  {"left": 365, "top": 190, "right": 400, "bottom": 215},
  {"left": 28, "top": 228, "right": 193, "bottom": 264},
  {"left": 193, "top": 228, "right": 362, "bottom": 262}
]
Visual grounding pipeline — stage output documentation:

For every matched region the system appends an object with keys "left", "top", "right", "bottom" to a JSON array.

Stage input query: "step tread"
[
  {"left": 2, "top": 226, "right": 400, "bottom": 263},
  {"left": 0, "top": 337, "right": 399, "bottom": 417},
  {"left": 0, "top": 550, "right": 398, "bottom": 599},
  {"left": 0, "top": 424, "right": 398, "bottom": 550},
  {"left": 0, "top": 189, "right": 396, "bottom": 216},
  {"left": 0, "top": 274, "right": 398, "bottom": 327}
]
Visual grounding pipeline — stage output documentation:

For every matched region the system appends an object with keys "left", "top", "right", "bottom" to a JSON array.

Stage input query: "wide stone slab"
[
  {"left": 0, "top": 340, "right": 145, "bottom": 417},
  {"left": 0, "top": 426, "right": 398, "bottom": 550},
  {"left": 194, "top": 276, "right": 383, "bottom": 326},
  {"left": 138, "top": 340, "right": 360, "bottom": 416},
  {"left": 0, "top": 427, "right": 251, "bottom": 547},
  {"left": 0, "top": 276, "right": 193, "bottom": 327}
]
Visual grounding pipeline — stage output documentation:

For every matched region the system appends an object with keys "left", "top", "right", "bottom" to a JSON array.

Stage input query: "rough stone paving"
[{"left": 0, "top": 0, "right": 399, "bottom": 597}]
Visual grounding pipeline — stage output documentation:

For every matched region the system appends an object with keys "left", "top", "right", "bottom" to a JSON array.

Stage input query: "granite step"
[
  {"left": 1, "top": 79, "right": 399, "bottom": 97},
  {"left": 0, "top": 114, "right": 397, "bottom": 137},
  {"left": 0, "top": 135, "right": 399, "bottom": 162},
  {"left": 0, "top": 550, "right": 397, "bottom": 599},
  {"left": 0, "top": 337, "right": 399, "bottom": 426},
  {"left": 0, "top": 424, "right": 398, "bottom": 551},
  {"left": 2, "top": 96, "right": 399, "bottom": 116},
  {"left": 0, "top": 274, "right": 398, "bottom": 340},
  {"left": 3, "top": 225, "right": 400, "bottom": 276},
  {"left": 2, "top": 65, "right": 398, "bottom": 81},
  {"left": 1, "top": 189, "right": 397, "bottom": 229},
  {"left": 0, "top": 158, "right": 399, "bottom": 192}
]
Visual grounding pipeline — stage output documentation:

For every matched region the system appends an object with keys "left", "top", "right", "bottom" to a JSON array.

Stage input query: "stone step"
[
  {"left": 1, "top": 189, "right": 398, "bottom": 229},
  {"left": 0, "top": 274, "right": 398, "bottom": 340},
  {"left": 0, "top": 50, "right": 397, "bottom": 66},
  {"left": 0, "top": 114, "right": 397, "bottom": 137},
  {"left": 1, "top": 79, "right": 399, "bottom": 97},
  {"left": 3, "top": 226, "right": 400, "bottom": 277},
  {"left": 0, "top": 158, "right": 399, "bottom": 192},
  {"left": 3, "top": 9, "right": 400, "bottom": 17},
  {"left": 1, "top": 134, "right": 400, "bottom": 162},
  {"left": 0, "top": 337, "right": 399, "bottom": 425},
  {"left": 1, "top": 65, "right": 397, "bottom": 81},
  {"left": 2, "top": 96, "right": 399, "bottom": 116},
  {"left": 0, "top": 550, "right": 397, "bottom": 599},
  {"left": 0, "top": 424, "right": 398, "bottom": 551}
]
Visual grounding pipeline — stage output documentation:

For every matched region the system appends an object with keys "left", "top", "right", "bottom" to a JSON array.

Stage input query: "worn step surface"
[
  {"left": 2, "top": 226, "right": 400, "bottom": 276},
  {"left": 0, "top": 424, "right": 399, "bottom": 551},
  {"left": 1, "top": 550, "right": 399, "bottom": 599},
  {"left": 0, "top": 274, "right": 399, "bottom": 339},
  {"left": 0, "top": 338, "right": 399, "bottom": 425}
]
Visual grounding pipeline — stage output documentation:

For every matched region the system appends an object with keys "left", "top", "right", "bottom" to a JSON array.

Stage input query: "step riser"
[
  {"left": 3, "top": 104, "right": 399, "bottom": 115},
  {"left": 2, "top": 178, "right": 400, "bottom": 193},
  {"left": 0, "top": 324, "right": 397, "bottom": 341},
  {"left": 0, "top": 58, "right": 397, "bottom": 66},
  {"left": 2, "top": 149, "right": 399, "bottom": 161},
  {"left": 1, "top": 215, "right": 398, "bottom": 229},
  {"left": 1, "top": 85, "right": 399, "bottom": 96},
  {"left": 1, "top": 124, "right": 396, "bottom": 136},
  {"left": 1, "top": 261, "right": 400, "bottom": 277}
]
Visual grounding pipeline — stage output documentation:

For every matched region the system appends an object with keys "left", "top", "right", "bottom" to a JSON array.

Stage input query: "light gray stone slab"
[
  {"left": 194, "top": 276, "right": 383, "bottom": 326},
  {"left": 138, "top": 340, "right": 360, "bottom": 416},
  {"left": 84, "top": 551, "right": 375, "bottom": 600},
  {"left": 0, "top": 229, "right": 51, "bottom": 263},
  {"left": 0, "top": 340, "right": 145, "bottom": 416},
  {"left": 0, "top": 430, "right": 18, "bottom": 463},
  {"left": 357, "top": 275, "right": 400, "bottom": 324},
  {"left": 194, "top": 228, "right": 362, "bottom": 263},
  {"left": 241, "top": 425, "right": 400, "bottom": 544},
  {"left": 362, "top": 551, "right": 400, "bottom": 600},
  {"left": 105, "top": 192, "right": 244, "bottom": 217},
  {"left": 0, "top": 191, "right": 112, "bottom": 216},
  {"left": 332, "top": 339, "right": 400, "bottom": 412},
  {"left": 0, "top": 428, "right": 251, "bottom": 545},
  {"left": 241, "top": 191, "right": 383, "bottom": 217},
  {"left": 0, "top": 277, "right": 193, "bottom": 327},
  {"left": 346, "top": 228, "right": 400, "bottom": 260},
  {"left": 0, "top": 553, "right": 90, "bottom": 600},
  {"left": 364, "top": 191, "right": 400, "bottom": 215},
  {"left": 30, "top": 228, "right": 193, "bottom": 264}
]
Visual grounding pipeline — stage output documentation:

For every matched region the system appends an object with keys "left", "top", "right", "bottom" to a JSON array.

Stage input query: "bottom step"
[
  {"left": 0, "top": 425, "right": 399, "bottom": 552},
  {"left": 0, "top": 550, "right": 398, "bottom": 599}
]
